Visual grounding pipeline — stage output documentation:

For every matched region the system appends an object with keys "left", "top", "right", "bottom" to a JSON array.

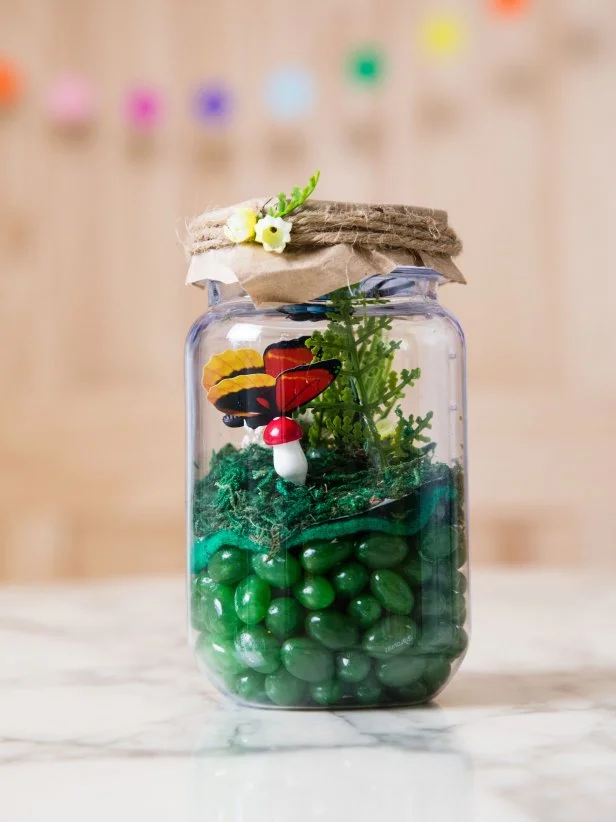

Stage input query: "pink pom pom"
[
  {"left": 46, "top": 75, "right": 95, "bottom": 126},
  {"left": 126, "top": 86, "right": 163, "bottom": 130}
]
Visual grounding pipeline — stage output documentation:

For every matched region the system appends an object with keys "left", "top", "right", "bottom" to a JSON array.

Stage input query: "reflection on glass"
[{"left": 190, "top": 707, "right": 471, "bottom": 822}]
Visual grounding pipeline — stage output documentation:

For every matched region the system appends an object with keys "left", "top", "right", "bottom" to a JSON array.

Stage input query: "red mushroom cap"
[{"left": 263, "top": 416, "right": 303, "bottom": 446}]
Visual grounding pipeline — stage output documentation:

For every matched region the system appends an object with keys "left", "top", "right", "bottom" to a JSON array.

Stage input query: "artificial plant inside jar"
[{"left": 184, "top": 173, "right": 469, "bottom": 708}]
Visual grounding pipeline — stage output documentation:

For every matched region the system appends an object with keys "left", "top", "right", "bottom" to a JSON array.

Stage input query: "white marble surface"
[{"left": 1, "top": 570, "right": 615, "bottom": 822}]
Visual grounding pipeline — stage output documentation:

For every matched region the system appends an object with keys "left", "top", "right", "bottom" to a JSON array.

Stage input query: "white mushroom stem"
[{"left": 271, "top": 441, "right": 308, "bottom": 486}]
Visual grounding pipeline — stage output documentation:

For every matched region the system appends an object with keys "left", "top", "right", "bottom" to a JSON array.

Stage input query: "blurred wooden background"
[{"left": 1, "top": 0, "right": 615, "bottom": 581}]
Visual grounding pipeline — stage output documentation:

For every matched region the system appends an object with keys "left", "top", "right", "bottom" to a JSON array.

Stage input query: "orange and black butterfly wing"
[
  {"left": 203, "top": 348, "right": 265, "bottom": 391},
  {"left": 207, "top": 373, "right": 277, "bottom": 420},
  {"left": 275, "top": 360, "right": 341, "bottom": 414},
  {"left": 263, "top": 337, "right": 313, "bottom": 378}
]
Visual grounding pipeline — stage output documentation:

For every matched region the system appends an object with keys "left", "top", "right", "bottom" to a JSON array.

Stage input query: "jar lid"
[{"left": 185, "top": 188, "right": 464, "bottom": 306}]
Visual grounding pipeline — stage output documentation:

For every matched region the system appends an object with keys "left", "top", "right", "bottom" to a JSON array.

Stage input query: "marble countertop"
[{"left": 1, "top": 570, "right": 615, "bottom": 822}]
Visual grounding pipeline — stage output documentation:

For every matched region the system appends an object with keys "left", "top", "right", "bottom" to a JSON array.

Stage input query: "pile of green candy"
[{"left": 191, "top": 523, "right": 468, "bottom": 708}]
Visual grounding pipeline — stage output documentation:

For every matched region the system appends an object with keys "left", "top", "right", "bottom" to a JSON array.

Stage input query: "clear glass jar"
[{"left": 186, "top": 267, "right": 469, "bottom": 708}]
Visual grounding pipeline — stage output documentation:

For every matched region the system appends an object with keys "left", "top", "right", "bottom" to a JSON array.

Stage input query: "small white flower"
[
  {"left": 254, "top": 214, "right": 292, "bottom": 253},
  {"left": 224, "top": 207, "right": 258, "bottom": 244}
]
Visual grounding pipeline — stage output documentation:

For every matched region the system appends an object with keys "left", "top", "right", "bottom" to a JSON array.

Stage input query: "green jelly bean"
[
  {"left": 362, "top": 615, "right": 418, "bottom": 658},
  {"left": 397, "top": 556, "right": 433, "bottom": 586},
  {"left": 416, "top": 576, "right": 467, "bottom": 620},
  {"left": 356, "top": 534, "right": 408, "bottom": 569},
  {"left": 353, "top": 671, "right": 383, "bottom": 705},
  {"left": 193, "top": 584, "right": 240, "bottom": 638},
  {"left": 234, "top": 575, "right": 271, "bottom": 625},
  {"left": 418, "top": 527, "right": 458, "bottom": 563},
  {"left": 417, "top": 619, "right": 452, "bottom": 652},
  {"left": 300, "top": 539, "right": 353, "bottom": 574},
  {"left": 422, "top": 656, "right": 451, "bottom": 694},
  {"left": 454, "top": 599, "right": 468, "bottom": 625},
  {"left": 191, "top": 573, "right": 217, "bottom": 595},
  {"left": 376, "top": 653, "right": 427, "bottom": 688},
  {"left": 427, "top": 491, "right": 455, "bottom": 529},
  {"left": 418, "top": 621, "right": 468, "bottom": 658},
  {"left": 310, "top": 679, "right": 344, "bottom": 706},
  {"left": 234, "top": 626, "right": 280, "bottom": 674},
  {"left": 236, "top": 670, "right": 267, "bottom": 702},
  {"left": 265, "top": 669, "right": 308, "bottom": 706},
  {"left": 416, "top": 588, "right": 449, "bottom": 620},
  {"left": 191, "top": 593, "right": 210, "bottom": 632},
  {"left": 199, "top": 663, "right": 240, "bottom": 696},
  {"left": 331, "top": 562, "right": 369, "bottom": 598},
  {"left": 293, "top": 576, "right": 335, "bottom": 610},
  {"left": 455, "top": 572, "right": 468, "bottom": 594},
  {"left": 281, "top": 637, "right": 335, "bottom": 682},
  {"left": 438, "top": 592, "right": 467, "bottom": 624},
  {"left": 306, "top": 611, "right": 359, "bottom": 651},
  {"left": 429, "top": 560, "right": 460, "bottom": 586},
  {"left": 336, "top": 649, "right": 371, "bottom": 683},
  {"left": 370, "top": 570, "right": 414, "bottom": 615},
  {"left": 347, "top": 595, "right": 382, "bottom": 629},
  {"left": 454, "top": 627, "right": 469, "bottom": 657},
  {"left": 208, "top": 547, "right": 251, "bottom": 584},
  {"left": 196, "top": 634, "right": 244, "bottom": 677},
  {"left": 265, "top": 597, "right": 304, "bottom": 639},
  {"left": 252, "top": 552, "right": 301, "bottom": 588},
  {"left": 455, "top": 535, "right": 469, "bottom": 569},
  {"left": 395, "top": 680, "right": 429, "bottom": 704},
  {"left": 218, "top": 671, "right": 242, "bottom": 694}
]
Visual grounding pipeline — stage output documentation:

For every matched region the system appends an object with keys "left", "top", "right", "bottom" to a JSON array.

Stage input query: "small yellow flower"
[
  {"left": 254, "top": 215, "right": 292, "bottom": 254},
  {"left": 224, "top": 207, "right": 258, "bottom": 244}
]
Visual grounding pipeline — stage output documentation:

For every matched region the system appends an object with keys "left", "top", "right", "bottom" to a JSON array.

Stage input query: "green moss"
[{"left": 191, "top": 443, "right": 462, "bottom": 571}]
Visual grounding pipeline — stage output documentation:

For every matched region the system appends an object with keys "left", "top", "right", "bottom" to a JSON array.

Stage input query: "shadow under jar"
[{"left": 186, "top": 268, "right": 469, "bottom": 708}]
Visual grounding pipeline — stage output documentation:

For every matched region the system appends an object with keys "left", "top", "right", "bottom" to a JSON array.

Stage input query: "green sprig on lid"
[
  {"left": 224, "top": 170, "right": 321, "bottom": 254},
  {"left": 267, "top": 170, "right": 321, "bottom": 219}
]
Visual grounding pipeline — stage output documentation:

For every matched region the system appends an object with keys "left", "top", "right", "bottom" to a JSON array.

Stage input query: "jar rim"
[{"left": 208, "top": 266, "right": 444, "bottom": 308}]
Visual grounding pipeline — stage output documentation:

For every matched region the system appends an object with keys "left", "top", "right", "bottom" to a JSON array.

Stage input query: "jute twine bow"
[{"left": 187, "top": 199, "right": 462, "bottom": 259}]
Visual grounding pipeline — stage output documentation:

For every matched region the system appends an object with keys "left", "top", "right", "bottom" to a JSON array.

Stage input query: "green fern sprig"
[
  {"left": 388, "top": 408, "right": 435, "bottom": 463},
  {"left": 303, "top": 288, "right": 435, "bottom": 470},
  {"left": 268, "top": 170, "right": 321, "bottom": 219}
]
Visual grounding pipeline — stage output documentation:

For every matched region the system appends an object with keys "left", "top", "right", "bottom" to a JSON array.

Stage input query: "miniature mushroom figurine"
[{"left": 263, "top": 416, "right": 308, "bottom": 486}]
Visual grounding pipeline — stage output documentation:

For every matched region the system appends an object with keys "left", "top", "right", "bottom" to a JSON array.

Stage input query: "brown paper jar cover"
[{"left": 185, "top": 198, "right": 464, "bottom": 306}]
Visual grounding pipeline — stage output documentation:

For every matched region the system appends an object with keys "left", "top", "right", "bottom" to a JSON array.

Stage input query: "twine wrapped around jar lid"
[{"left": 186, "top": 198, "right": 464, "bottom": 306}]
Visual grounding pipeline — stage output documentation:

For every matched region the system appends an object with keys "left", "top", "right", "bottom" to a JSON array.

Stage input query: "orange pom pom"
[
  {"left": 490, "top": 0, "right": 529, "bottom": 16},
  {"left": 0, "top": 59, "right": 23, "bottom": 107}
]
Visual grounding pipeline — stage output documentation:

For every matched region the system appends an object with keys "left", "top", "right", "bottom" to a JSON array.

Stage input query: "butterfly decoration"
[{"left": 203, "top": 337, "right": 340, "bottom": 428}]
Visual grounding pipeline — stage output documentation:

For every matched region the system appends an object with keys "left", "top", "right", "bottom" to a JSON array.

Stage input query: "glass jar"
[{"left": 186, "top": 267, "right": 469, "bottom": 708}]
